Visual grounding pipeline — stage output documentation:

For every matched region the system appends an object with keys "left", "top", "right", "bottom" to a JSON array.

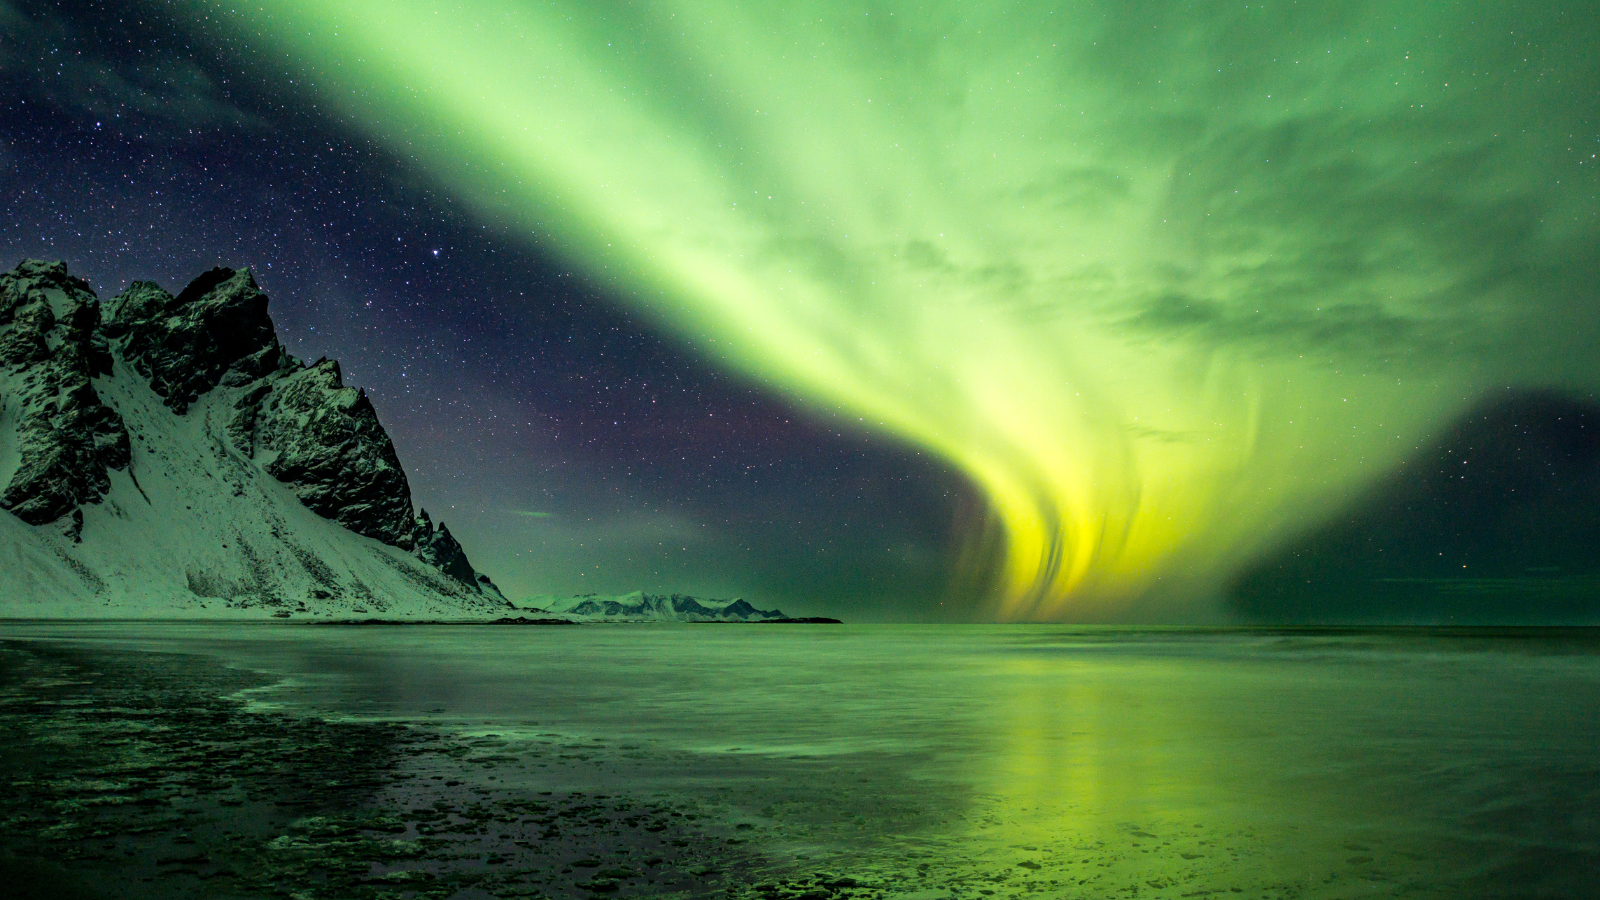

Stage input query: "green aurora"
[{"left": 190, "top": 0, "right": 1600, "bottom": 620}]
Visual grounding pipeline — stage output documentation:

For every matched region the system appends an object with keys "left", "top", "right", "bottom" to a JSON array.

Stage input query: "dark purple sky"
[{"left": 0, "top": 0, "right": 977, "bottom": 617}]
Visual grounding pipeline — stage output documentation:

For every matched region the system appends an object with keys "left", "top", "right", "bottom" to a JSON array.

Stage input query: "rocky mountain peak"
[
  {"left": 0, "top": 260, "right": 129, "bottom": 532},
  {"left": 0, "top": 259, "right": 502, "bottom": 609},
  {"left": 244, "top": 355, "right": 420, "bottom": 550},
  {"left": 413, "top": 509, "right": 483, "bottom": 588},
  {"left": 105, "top": 266, "right": 279, "bottom": 415}
]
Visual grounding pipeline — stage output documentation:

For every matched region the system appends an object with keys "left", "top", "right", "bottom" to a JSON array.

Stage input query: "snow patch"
[{"left": 522, "top": 591, "right": 788, "bottom": 623}]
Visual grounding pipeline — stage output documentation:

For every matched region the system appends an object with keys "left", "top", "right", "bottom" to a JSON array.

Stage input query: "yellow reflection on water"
[{"left": 897, "top": 646, "right": 1453, "bottom": 898}]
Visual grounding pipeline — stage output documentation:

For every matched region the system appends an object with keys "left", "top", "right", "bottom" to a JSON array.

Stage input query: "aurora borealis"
[
  {"left": 12, "top": 8, "right": 1600, "bottom": 895},
  {"left": 182, "top": 0, "right": 1600, "bottom": 619},
  {"left": 4, "top": 0, "right": 1599, "bottom": 620}
]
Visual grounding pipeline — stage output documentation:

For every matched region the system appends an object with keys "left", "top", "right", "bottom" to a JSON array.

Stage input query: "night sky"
[{"left": 4, "top": 0, "right": 1599, "bottom": 622}]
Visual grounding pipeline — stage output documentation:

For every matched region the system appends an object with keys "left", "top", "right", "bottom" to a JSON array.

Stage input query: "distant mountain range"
[
  {"left": 525, "top": 591, "right": 794, "bottom": 622},
  {"left": 0, "top": 259, "right": 505, "bottom": 618}
]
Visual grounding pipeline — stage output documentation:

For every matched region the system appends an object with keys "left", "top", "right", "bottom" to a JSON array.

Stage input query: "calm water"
[{"left": 5, "top": 622, "right": 1599, "bottom": 898}]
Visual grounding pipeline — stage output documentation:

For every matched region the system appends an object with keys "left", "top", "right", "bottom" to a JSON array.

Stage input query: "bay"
[{"left": 4, "top": 622, "right": 1597, "bottom": 899}]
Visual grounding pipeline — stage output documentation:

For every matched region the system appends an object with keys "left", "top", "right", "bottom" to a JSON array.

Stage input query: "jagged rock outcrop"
[
  {"left": 0, "top": 261, "right": 130, "bottom": 533},
  {"left": 104, "top": 268, "right": 279, "bottom": 414},
  {"left": 244, "top": 357, "right": 420, "bottom": 549},
  {"left": 412, "top": 509, "right": 483, "bottom": 588},
  {"left": 0, "top": 259, "right": 502, "bottom": 611}
]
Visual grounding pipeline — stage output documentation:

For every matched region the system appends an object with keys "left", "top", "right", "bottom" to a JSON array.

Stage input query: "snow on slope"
[
  {"left": 0, "top": 357, "right": 500, "bottom": 619},
  {"left": 525, "top": 591, "right": 789, "bottom": 622},
  {"left": 0, "top": 362, "right": 494, "bottom": 618},
  {"left": 0, "top": 261, "right": 505, "bottom": 619}
]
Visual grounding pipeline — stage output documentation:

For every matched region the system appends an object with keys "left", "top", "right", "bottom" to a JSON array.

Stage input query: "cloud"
[
  {"left": 1017, "top": 166, "right": 1132, "bottom": 215},
  {"left": 1126, "top": 293, "right": 1435, "bottom": 357},
  {"left": 2, "top": 2, "right": 265, "bottom": 136},
  {"left": 0, "top": 2, "right": 29, "bottom": 73},
  {"left": 1113, "top": 113, "right": 1552, "bottom": 359},
  {"left": 84, "top": 60, "right": 266, "bottom": 133}
]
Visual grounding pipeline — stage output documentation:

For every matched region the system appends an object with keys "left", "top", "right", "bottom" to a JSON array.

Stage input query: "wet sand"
[
  {"left": 0, "top": 641, "right": 866, "bottom": 900},
  {"left": 6, "top": 624, "right": 1599, "bottom": 900}
]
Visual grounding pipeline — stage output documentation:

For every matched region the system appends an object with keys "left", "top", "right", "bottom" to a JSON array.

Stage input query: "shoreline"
[
  {"left": 0, "top": 639, "right": 871, "bottom": 900},
  {"left": 0, "top": 615, "right": 845, "bottom": 626},
  {"left": 309, "top": 616, "right": 845, "bottom": 626}
]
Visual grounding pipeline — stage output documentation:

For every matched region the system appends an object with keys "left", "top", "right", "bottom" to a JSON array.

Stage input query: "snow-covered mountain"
[
  {"left": 526, "top": 591, "right": 790, "bottom": 622},
  {"left": 0, "top": 259, "right": 507, "bottom": 618}
]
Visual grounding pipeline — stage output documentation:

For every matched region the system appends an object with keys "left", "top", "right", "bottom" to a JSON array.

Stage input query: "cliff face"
[
  {"left": 104, "top": 267, "right": 279, "bottom": 415},
  {"left": 0, "top": 261, "right": 129, "bottom": 530},
  {"left": 0, "top": 259, "right": 503, "bottom": 617}
]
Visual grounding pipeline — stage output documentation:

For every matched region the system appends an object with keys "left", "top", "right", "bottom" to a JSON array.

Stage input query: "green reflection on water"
[{"left": 6, "top": 622, "right": 1598, "bottom": 897}]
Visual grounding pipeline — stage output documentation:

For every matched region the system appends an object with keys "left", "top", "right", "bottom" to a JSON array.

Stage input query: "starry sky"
[{"left": 3, "top": 0, "right": 1599, "bottom": 622}]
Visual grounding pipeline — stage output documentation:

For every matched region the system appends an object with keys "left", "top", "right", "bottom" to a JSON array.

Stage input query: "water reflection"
[{"left": 4, "top": 623, "right": 1598, "bottom": 897}]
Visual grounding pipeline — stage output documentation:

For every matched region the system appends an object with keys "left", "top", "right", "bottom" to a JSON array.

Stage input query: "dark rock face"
[
  {"left": 757, "top": 617, "right": 843, "bottom": 624},
  {"left": 715, "top": 598, "right": 786, "bottom": 620},
  {"left": 104, "top": 268, "right": 279, "bottom": 414},
  {"left": 647, "top": 594, "right": 787, "bottom": 620},
  {"left": 0, "top": 259, "right": 496, "bottom": 592},
  {"left": 247, "top": 359, "right": 420, "bottom": 550},
  {"left": 413, "top": 509, "right": 480, "bottom": 587},
  {"left": 0, "top": 261, "right": 130, "bottom": 531}
]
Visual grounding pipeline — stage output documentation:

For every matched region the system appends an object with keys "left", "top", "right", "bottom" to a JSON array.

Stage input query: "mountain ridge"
[
  {"left": 0, "top": 259, "right": 505, "bottom": 618},
  {"left": 525, "top": 591, "right": 792, "bottom": 623}
]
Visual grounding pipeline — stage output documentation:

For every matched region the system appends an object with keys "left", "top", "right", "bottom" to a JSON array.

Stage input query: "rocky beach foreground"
[
  {"left": 0, "top": 641, "right": 868, "bottom": 900},
  {"left": 6, "top": 623, "right": 1595, "bottom": 900}
]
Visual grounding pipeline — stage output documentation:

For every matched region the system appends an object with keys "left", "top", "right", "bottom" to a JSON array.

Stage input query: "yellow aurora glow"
[{"left": 193, "top": 0, "right": 1600, "bottom": 619}]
